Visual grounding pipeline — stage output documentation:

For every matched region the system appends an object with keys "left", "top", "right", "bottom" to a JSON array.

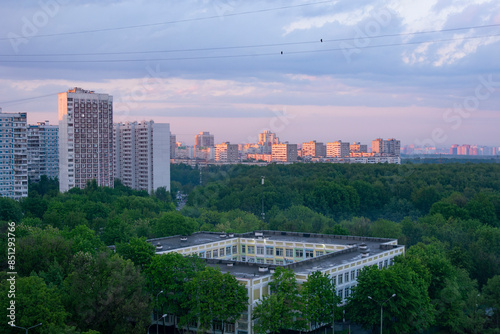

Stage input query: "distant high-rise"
[
  {"left": 259, "top": 130, "right": 279, "bottom": 154},
  {"left": 114, "top": 120, "right": 170, "bottom": 193},
  {"left": 350, "top": 142, "right": 367, "bottom": 154},
  {"left": 326, "top": 141, "right": 350, "bottom": 158},
  {"left": 215, "top": 142, "right": 239, "bottom": 162},
  {"left": 302, "top": 141, "right": 326, "bottom": 157},
  {"left": 0, "top": 109, "right": 28, "bottom": 199},
  {"left": 170, "top": 134, "right": 176, "bottom": 159},
  {"left": 372, "top": 138, "right": 400, "bottom": 156},
  {"left": 59, "top": 87, "right": 114, "bottom": 192},
  {"left": 27, "top": 121, "right": 59, "bottom": 181},
  {"left": 272, "top": 143, "right": 297, "bottom": 162},
  {"left": 194, "top": 131, "right": 214, "bottom": 158}
]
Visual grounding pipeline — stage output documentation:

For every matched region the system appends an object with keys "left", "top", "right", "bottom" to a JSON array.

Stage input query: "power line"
[
  {"left": 1, "top": 33, "right": 499, "bottom": 63},
  {"left": 0, "top": 0, "right": 332, "bottom": 42},
  {"left": 0, "top": 92, "right": 59, "bottom": 106},
  {"left": 1, "top": 23, "right": 499, "bottom": 57}
]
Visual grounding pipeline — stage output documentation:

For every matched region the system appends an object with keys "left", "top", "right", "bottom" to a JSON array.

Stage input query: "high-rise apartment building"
[
  {"left": 272, "top": 143, "right": 297, "bottom": 162},
  {"left": 0, "top": 109, "right": 28, "bottom": 200},
  {"left": 194, "top": 131, "right": 214, "bottom": 159},
  {"left": 170, "top": 134, "right": 176, "bottom": 159},
  {"left": 372, "top": 138, "right": 401, "bottom": 156},
  {"left": 114, "top": 120, "right": 170, "bottom": 193},
  {"left": 350, "top": 142, "right": 367, "bottom": 154},
  {"left": 215, "top": 142, "right": 239, "bottom": 162},
  {"left": 258, "top": 130, "right": 280, "bottom": 154},
  {"left": 326, "top": 141, "right": 350, "bottom": 158},
  {"left": 58, "top": 87, "right": 114, "bottom": 192},
  {"left": 27, "top": 121, "right": 59, "bottom": 181},
  {"left": 302, "top": 141, "right": 326, "bottom": 157}
]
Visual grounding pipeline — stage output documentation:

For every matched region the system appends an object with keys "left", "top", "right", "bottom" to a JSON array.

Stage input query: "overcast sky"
[{"left": 1, "top": 0, "right": 499, "bottom": 146}]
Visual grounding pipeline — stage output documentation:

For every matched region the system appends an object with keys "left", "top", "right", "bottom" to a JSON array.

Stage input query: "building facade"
[
  {"left": 149, "top": 230, "right": 405, "bottom": 334},
  {"left": 258, "top": 130, "right": 279, "bottom": 154},
  {"left": 272, "top": 143, "right": 297, "bottom": 162},
  {"left": 0, "top": 109, "right": 28, "bottom": 200},
  {"left": 372, "top": 138, "right": 401, "bottom": 156},
  {"left": 114, "top": 120, "right": 170, "bottom": 193},
  {"left": 350, "top": 142, "right": 367, "bottom": 154},
  {"left": 215, "top": 142, "right": 239, "bottom": 162},
  {"left": 302, "top": 141, "right": 326, "bottom": 158},
  {"left": 326, "top": 141, "right": 350, "bottom": 158},
  {"left": 58, "top": 87, "right": 114, "bottom": 192},
  {"left": 194, "top": 131, "right": 214, "bottom": 159},
  {"left": 27, "top": 121, "right": 59, "bottom": 181}
]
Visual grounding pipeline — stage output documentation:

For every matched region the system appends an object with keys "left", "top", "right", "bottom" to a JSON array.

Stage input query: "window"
[
  {"left": 247, "top": 246, "right": 255, "bottom": 254},
  {"left": 285, "top": 249, "right": 293, "bottom": 257},
  {"left": 295, "top": 249, "right": 303, "bottom": 258},
  {"left": 345, "top": 272, "right": 349, "bottom": 282},
  {"left": 213, "top": 249, "right": 218, "bottom": 257},
  {"left": 233, "top": 245, "right": 237, "bottom": 254},
  {"left": 275, "top": 260, "right": 284, "bottom": 265},
  {"left": 357, "top": 269, "right": 361, "bottom": 277},
  {"left": 338, "top": 289, "right": 343, "bottom": 301},
  {"left": 316, "top": 250, "right": 324, "bottom": 256},
  {"left": 206, "top": 250, "right": 212, "bottom": 258},
  {"left": 345, "top": 287, "right": 350, "bottom": 298},
  {"left": 332, "top": 276, "right": 336, "bottom": 286},
  {"left": 351, "top": 270, "right": 355, "bottom": 280},
  {"left": 241, "top": 256, "right": 246, "bottom": 262},
  {"left": 276, "top": 248, "right": 283, "bottom": 256},
  {"left": 220, "top": 248, "right": 225, "bottom": 256},
  {"left": 248, "top": 257, "right": 255, "bottom": 263},
  {"left": 256, "top": 258, "right": 264, "bottom": 264},
  {"left": 379, "top": 261, "right": 383, "bottom": 269},
  {"left": 199, "top": 252, "right": 205, "bottom": 258},
  {"left": 266, "top": 247, "right": 274, "bottom": 256},
  {"left": 384, "top": 259, "right": 388, "bottom": 268},
  {"left": 266, "top": 259, "right": 273, "bottom": 264},
  {"left": 257, "top": 246, "right": 264, "bottom": 255},
  {"left": 226, "top": 246, "right": 231, "bottom": 255},
  {"left": 306, "top": 250, "right": 314, "bottom": 258},
  {"left": 338, "top": 274, "right": 343, "bottom": 285},
  {"left": 241, "top": 245, "right": 246, "bottom": 253}
]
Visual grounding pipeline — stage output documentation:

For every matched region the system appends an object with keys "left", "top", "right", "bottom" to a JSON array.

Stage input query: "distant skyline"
[{"left": 1, "top": 0, "right": 500, "bottom": 146}]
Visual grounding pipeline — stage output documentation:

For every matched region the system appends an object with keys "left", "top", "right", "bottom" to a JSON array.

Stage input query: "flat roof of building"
[{"left": 146, "top": 230, "right": 403, "bottom": 279}]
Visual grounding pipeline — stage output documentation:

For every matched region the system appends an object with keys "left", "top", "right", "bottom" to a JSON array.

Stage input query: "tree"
[
  {"left": 152, "top": 211, "right": 198, "bottom": 237},
  {"left": 0, "top": 197, "right": 22, "bottom": 222},
  {"left": 116, "top": 237, "right": 155, "bottom": 268},
  {"left": 346, "top": 264, "right": 434, "bottom": 334},
  {"left": 144, "top": 253, "right": 205, "bottom": 328},
  {"left": 63, "top": 252, "right": 151, "bottom": 334},
  {"left": 482, "top": 275, "right": 500, "bottom": 330},
  {"left": 182, "top": 266, "right": 247, "bottom": 333},
  {"left": 0, "top": 275, "right": 68, "bottom": 334},
  {"left": 253, "top": 267, "right": 305, "bottom": 334},
  {"left": 301, "top": 271, "right": 340, "bottom": 332}
]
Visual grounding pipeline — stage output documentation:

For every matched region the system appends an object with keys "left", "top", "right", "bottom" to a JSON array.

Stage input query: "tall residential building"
[
  {"left": 170, "top": 134, "right": 176, "bottom": 159},
  {"left": 457, "top": 144, "right": 470, "bottom": 155},
  {"left": 450, "top": 144, "right": 459, "bottom": 155},
  {"left": 215, "top": 142, "right": 239, "bottom": 162},
  {"left": 0, "top": 109, "right": 28, "bottom": 200},
  {"left": 350, "top": 142, "right": 367, "bottom": 154},
  {"left": 194, "top": 131, "right": 214, "bottom": 159},
  {"left": 115, "top": 120, "right": 170, "bottom": 193},
  {"left": 27, "top": 121, "right": 59, "bottom": 181},
  {"left": 258, "top": 130, "right": 280, "bottom": 154},
  {"left": 272, "top": 143, "right": 297, "bottom": 162},
  {"left": 326, "top": 141, "right": 350, "bottom": 158},
  {"left": 372, "top": 138, "right": 401, "bottom": 156},
  {"left": 302, "top": 141, "right": 326, "bottom": 157},
  {"left": 58, "top": 87, "right": 114, "bottom": 192}
]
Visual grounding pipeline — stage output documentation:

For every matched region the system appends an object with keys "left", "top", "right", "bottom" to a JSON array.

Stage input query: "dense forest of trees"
[{"left": 0, "top": 163, "right": 499, "bottom": 333}]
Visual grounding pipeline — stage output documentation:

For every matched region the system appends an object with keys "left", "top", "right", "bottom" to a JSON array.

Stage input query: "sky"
[{"left": 1, "top": 0, "right": 499, "bottom": 147}]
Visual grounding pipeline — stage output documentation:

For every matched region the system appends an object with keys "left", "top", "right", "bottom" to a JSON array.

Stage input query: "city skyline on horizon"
[{"left": 1, "top": 1, "right": 500, "bottom": 147}]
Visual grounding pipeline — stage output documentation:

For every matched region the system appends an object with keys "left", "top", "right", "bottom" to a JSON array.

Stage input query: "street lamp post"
[
  {"left": 156, "top": 290, "right": 164, "bottom": 334},
  {"left": 147, "top": 314, "right": 167, "bottom": 334},
  {"left": 368, "top": 294, "right": 396, "bottom": 334},
  {"left": 11, "top": 323, "right": 42, "bottom": 334}
]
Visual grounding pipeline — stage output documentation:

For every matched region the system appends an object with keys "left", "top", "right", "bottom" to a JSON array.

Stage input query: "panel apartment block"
[
  {"left": 58, "top": 88, "right": 114, "bottom": 192},
  {"left": 27, "top": 121, "right": 59, "bottom": 181},
  {"left": 115, "top": 120, "right": 170, "bottom": 193},
  {"left": 0, "top": 109, "right": 28, "bottom": 199}
]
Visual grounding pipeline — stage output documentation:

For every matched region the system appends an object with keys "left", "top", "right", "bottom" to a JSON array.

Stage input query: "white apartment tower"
[
  {"left": 215, "top": 142, "right": 239, "bottom": 162},
  {"left": 58, "top": 88, "right": 114, "bottom": 192},
  {"left": 0, "top": 109, "right": 28, "bottom": 199},
  {"left": 114, "top": 120, "right": 170, "bottom": 193},
  {"left": 27, "top": 121, "right": 59, "bottom": 181},
  {"left": 272, "top": 143, "right": 298, "bottom": 162},
  {"left": 326, "top": 141, "right": 350, "bottom": 158}
]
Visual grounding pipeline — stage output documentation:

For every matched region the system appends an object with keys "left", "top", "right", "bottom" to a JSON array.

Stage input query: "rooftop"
[{"left": 146, "top": 231, "right": 403, "bottom": 279}]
